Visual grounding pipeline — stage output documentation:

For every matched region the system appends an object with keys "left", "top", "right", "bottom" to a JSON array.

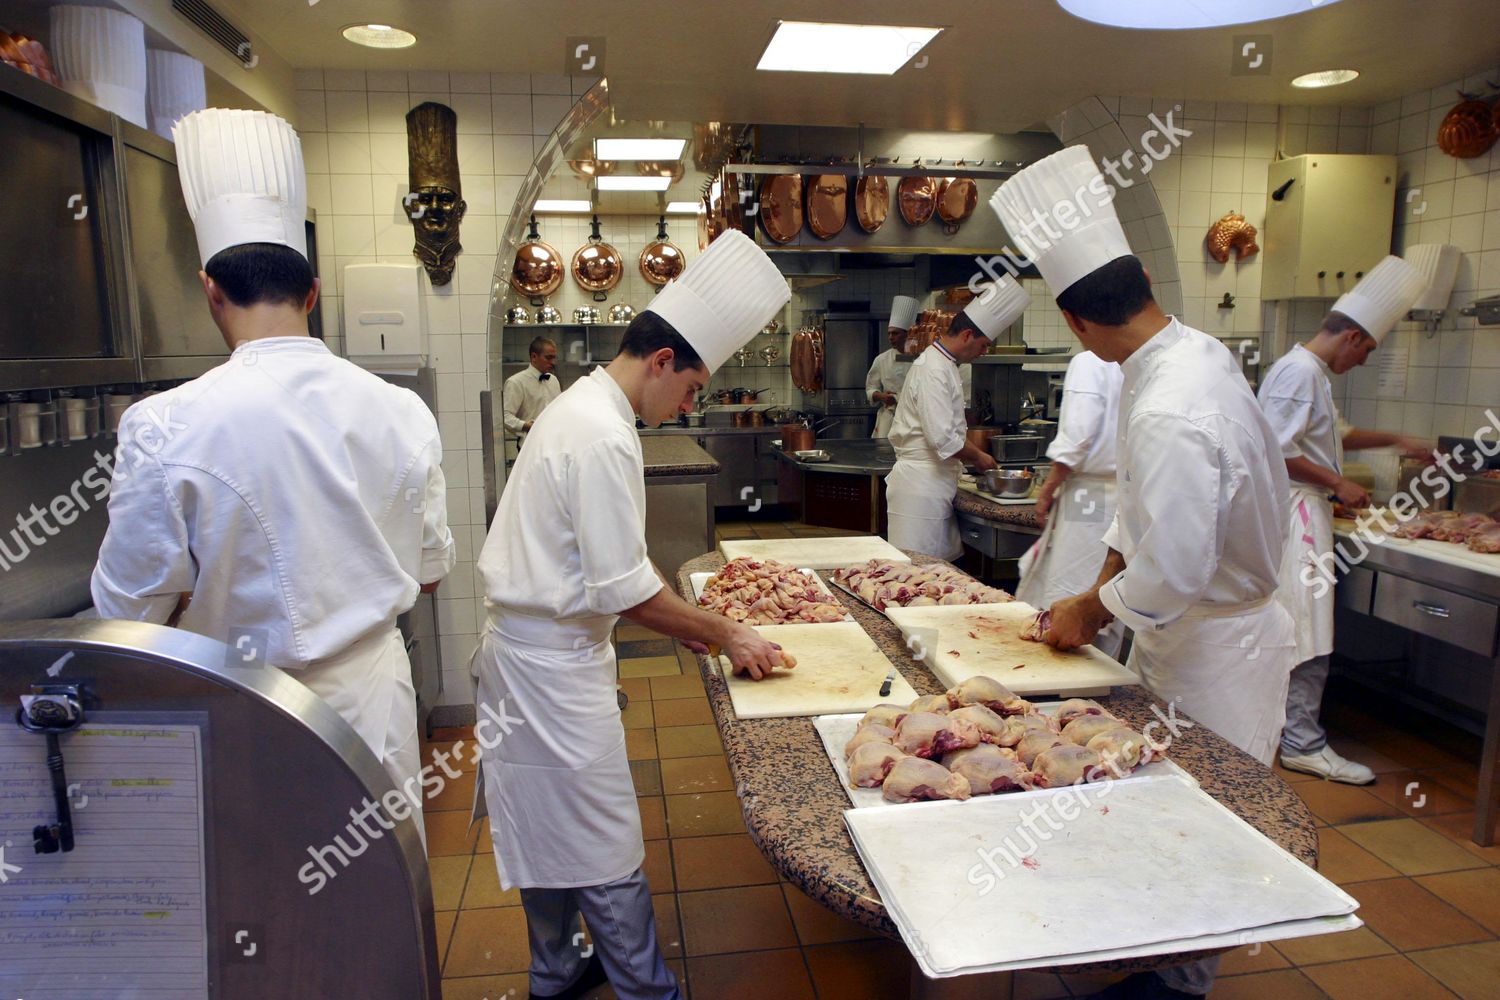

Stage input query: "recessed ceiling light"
[
  {"left": 1291, "top": 68, "right": 1360, "bottom": 88},
  {"left": 757, "top": 21, "right": 941, "bottom": 74},
  {"left": 594, "top": 138, "right": 687, "bottom": 161},
  {"left": 664, "top": 202, "right": 701, "bottom": 214},
  {"left": 342, "top": 23, "right": 417, "bottom": 49},
  {"left": 596, "top": 176, "right": 672, "bottom": 192},
  {"left": 1056, "top": 0, "right": 1342, "bottom": 30},
  {"left": 533, "top": 200, "right": 593, "bottom": 213}
]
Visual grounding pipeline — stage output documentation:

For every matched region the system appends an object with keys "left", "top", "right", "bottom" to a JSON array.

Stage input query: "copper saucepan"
[
  {"left": 780, "top": 424, "right": 816, "bottom": 452},
  {"left": 806, "top": 174, "right": 849, "bottom": 239},
  {"left": 965, "top": 426, "right": 1003, "bottom": 451},
  {"left": 853, "top": 174, "right": 889, "bottom": 233},
  {"left": 897, "top": 175, "right": 938, "bottom": 226},
  {"left": 937, "top": 177, "right": 978, "bottom": 233}
]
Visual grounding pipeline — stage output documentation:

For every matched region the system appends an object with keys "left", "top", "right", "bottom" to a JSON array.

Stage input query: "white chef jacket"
[
  {"left": 1257, "top": 344, "right": 1347, "bottom": 474},
  {"left": 889, "top": 343, "right": 967, "bottom": 467},
  {"left": 1098, "top": 319, "right": 1290, "bottom": 633},
  {"left": 1046, "top": 351, "right": 1122, "bottom": 475},
  {"left": 92, "top": 337, "right": 456, "bottom": 669},
  {"left": 866, "top": 348, "right": 914, "bottom": 438},
  {"left": 502, "top": 364, "right": 561, "bottom": 444}
]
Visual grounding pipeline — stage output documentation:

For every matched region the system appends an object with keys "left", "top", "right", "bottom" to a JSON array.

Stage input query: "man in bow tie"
[{"left": 503, "top": 336, "right": 562, "bottom": 452}]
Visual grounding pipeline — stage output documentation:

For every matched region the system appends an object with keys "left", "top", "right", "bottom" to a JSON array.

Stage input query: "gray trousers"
[
  {"left": 1281, "top": 654, "right": 1331, "bottom": 756},
  {"left": 519, "top": 867, "right": 682, "bottom": 1000},
  {"left": 1157, "top": 953, "right": 1222, "bottom": 996}
]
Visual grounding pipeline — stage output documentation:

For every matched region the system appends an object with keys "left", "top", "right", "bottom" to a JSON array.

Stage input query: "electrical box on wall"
[
  {"left": 1261, "top": 154, "right": 1397, "bottom": 300},
  {"left": 343, "top": 263, "right": 427, "bottom": 372}
]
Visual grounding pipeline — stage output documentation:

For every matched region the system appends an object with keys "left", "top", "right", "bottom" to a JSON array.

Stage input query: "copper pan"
[
  {"left": 965, "top": 426, "right": 1002, "bottom": 451},
  {"left": 897, "top": 175, "right": 938, "bottom": 226},
  {"left": 806, "top": 174, "right": 849, "bottom": 239},
  {"left": 720, "top": 171, "right": 744, "bottom": 234},
  {"left": 853, "top": 174, "right": 889, "bottom": 233},
  {"left": 571, "top": 216, "right": 623, "bottom": 298},
  {"left": 937, "top": 177, "right": 978, "bottom": 232},
  {"left": 780, "top": 425, "right": 815, "bottom": 452},
  {"left": 510, "top": 216, "right": 564, "bottom": 298},
  {"left": 639, "top": 217, "right": 686, "bottom": 286},
  {"left": 759, "top": 174, "right": 803, "bottom": 244}
]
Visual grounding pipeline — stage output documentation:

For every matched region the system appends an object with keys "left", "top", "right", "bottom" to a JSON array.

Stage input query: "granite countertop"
[
  {"left": 676, "top": 550, "right": 1319, "bottom": 974},
  {"left": 773, "top": 438, "right": 896, "bottom": 476},
  {"left": 954, "top": 486, "right": 1044, "bottom": 530},
  {"left": 640, "top": 436, "right": 719, "bottom": 477}
]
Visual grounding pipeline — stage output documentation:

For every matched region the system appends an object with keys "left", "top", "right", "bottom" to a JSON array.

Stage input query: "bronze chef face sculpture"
[{"left": 405, "top": 101, "right": 466, "bottom": 285}]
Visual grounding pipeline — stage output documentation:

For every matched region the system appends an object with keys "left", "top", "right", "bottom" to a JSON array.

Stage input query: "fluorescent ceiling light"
[
  {"left": 1291, "top": 68, "right": 1359, "bottom": 88},
  {"left": 665, "top": 202, "right": 701, "bottom": 214},
  {"left": 594, "top": 138, "right": 686, "bottom": 161},
  {"left": 757, "top": 21, "right": 941, "bottom": 74},
  {"left": 1055, "top": 0, "right": 1342, "bottom": 30},
  {"left": 341, "top": 23, "right": 417, "bottom": 48},
  {"left": 596, "top": 176, "right": 672, "bottom": 191},
  {"left": 533, "top": 200, "right": 592, "bottom": 212}
]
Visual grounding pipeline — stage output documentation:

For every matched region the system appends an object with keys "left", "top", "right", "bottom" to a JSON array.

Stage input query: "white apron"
[
  {"left": 1127, "top": 598, "right": 1296, "bottom": 766},
  {"left": 1016, "top": 474, "right": 1124, "bottom": 657},
  {"left": 886, "top": 457, "right": 962, "bottom": 559},
  {"left": 873, "top": 404, "right": 896, "bottom": 439},
  {"left": 1276, "top": 485, "right": 1336, "bottom": 664},
  {"left": 475, "top": 611, "right": 644, "bottom": 891}
]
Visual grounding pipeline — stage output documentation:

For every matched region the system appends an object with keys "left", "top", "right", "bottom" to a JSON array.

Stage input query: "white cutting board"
[
  {"left": 884, "top": 602, "right": 1137, "bottom": 697},
  {"left": 689, "top": 570, "right": 853, "bottom": 623},
  {"left": 718, "top": 535, "right": 911, "bottom": 569},
  {"left": 721, "top": 622, "right": 917, "bottom": 718},
  {"left": 845, "top": 774, "right": 1360, "bottom": 977},
  {"left": 1334, "top": 517, "right": 1500, "bottom": 579}
]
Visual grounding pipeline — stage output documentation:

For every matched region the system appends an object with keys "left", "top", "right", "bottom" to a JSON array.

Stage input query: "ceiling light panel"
[
  {"left": 756, "top": 21, "right": 942, "bottom": 74},
  {"left": 594, "top": 138, "right": 686, "bottom": 161}
]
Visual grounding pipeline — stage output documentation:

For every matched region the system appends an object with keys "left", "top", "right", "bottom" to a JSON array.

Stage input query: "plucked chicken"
[
  {"left": 1017, "top": 729, "right": 1067, "bottom": 767},
  {"left": 1087, "top": 728, "right": 1155, "bottom": 775},
  {"left": 948, "top": 704, "right": 1011, "bottom": 744},
  {"left": 1019, "top": 608, "right": 1052, "bottom": 642},
  {"left": 894, "top": 711, "right": 982, "bottom": 758},
  {"left": 1469, "top": 521, "right": 1500, "bottom": 553},
  {"left": 942, "top": 744, "right": 1033, "bottom": 795},
  {"left": 831, "top": 560, "right": 1012, "bottom": 609},
  {"left": 1031, "top": 744, "right": 1106, "bottom": 787},
  {"left": 907, "top": 694, "right": 951, "bottom": 715},
  {"left": 1393, "top": 510, "right": 1462, "bottom": 539},
  {"left": 1054, "top": 698, "right": 1112, "bottom": 729},
  {"left": 1428, "top": 512, "right": 1493, "bottom": 543},
  {"left": 858, "top": 704, "right": 908, "bottom": 730},
  {"left": 847, "top": 742, "right": 905, "bottom": 788},
  {"left": 881, "top": 756, "right": 972, "bottom": 803},
  {"left": 697, "top": 557, "right": 846, "bottom": 625},
  {"left": 1061, "top": 714, "right": 1125, "bottom": 746},
  {"left": 946, "top": 676, "right": 1029, "bottom": 716},
  {"left": 844, "top": 724, "right": 897, "bottom": 759}
]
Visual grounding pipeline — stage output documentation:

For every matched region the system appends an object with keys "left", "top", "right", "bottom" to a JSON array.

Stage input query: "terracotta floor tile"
[
  {"left": 439, "top": 974, "right": 528, "bottom": 1000},
  {"left": 621, "top": 698, "right": 655, "bottom": 730},
  {"left": 617, "top": 624, "right": 666, "bottom": 642},
  {"left": 1408, "top": 939, "right": 1500, "bottom": 999},
  {"left": 444, "top": 905, "right": 531, "bottom": 978},
  {"left": 1318, "top": 827, "right": 1400, "bottom": 884},
  {"left": 425, "top": 809, "right": 482, "bottom": 857},
  {"left": 781, "top": 884, "right": 880, "bottom": 946},
  {"left": 431, "top": 725, "right": 475, "bottom": 743},
  {"left": 422, "top": 737, "right": 479, "bottom": 774},
  {"left": 1360, "top": 730, "right": 1468, "bottom": 772},
  {"left": 1346, "top": 877, "right": 1491, "bottom": 951},
  {"left": 660, "top": 755, "right": 733, "bottom": 794},
  {"left": 626, "top": 728, "right": 658, "bottom": 761},
  {"left": 666, "top": 791, "right": 746, "bottom": 837},
  {"left": 631, "top": 759, "right": 663, "bottom": 797},
  {"left": 1423, "top": 763, "right": 1481, "bottom": 799},
  {"left": 1367, "top": 770, "right": 1476, "bottom": 818},
  {"left": 651, "top": 673, "right": 707, "bottom": 700},
  {"left": 1341, "top": 818, "right": 1488, "bottom": 876},
  {"left": 654, "top": 893, "right": 685, "bottom": 959},
  {"left": 434, "top": 909, "right": 456, "bottom": 967},
  {"left": 802, "top": 939, "right": 912, "bottom": 1000},
  {"left": 654, "top": 697, "right": 715, "bottom": 728},
  {"left": 1419, "top": 812, "right": 1500, "bottom": 864},
  {"left": 1294, "top": 780, "right": 1406, "bottom": 824},
  {"left": 657, "top": 724, "right": 725, "bottom": 759},
  {"left": 429, "top": 854, "right": 472, "bottom": 911},
  {"left": 644, "top": 838, "right": 675, "bottom": 893},
  {"left": 678, "top": 885, "right": 798, "bottom": 955},
  {"left": 426, "top": 769, "right": 477, "bottom": 812},
  {"left": 676, "top": 644, "right": 704, "bottom": 673},
  {"left": 1207, "top": 968, "right": 1328, "bottom": 1000},
  {"left": 716, "top": 526, "right": 756, "bottom": 539},
  {"left": 1416, "top": 868, "right": 1500, "bottom": 935},
  {"left": 1302, "top": 953, "right": 1457, "bottom": 1000},
  {"left": 1214, "top": 941, "right": 1290, "bottom": 975},
  {"left": 620, "top": 655, "right": 684, "bottom": 679},
  {"left": 461, "top": 851, "right": 521, "bottom": 909},
  {"left": 1325, "top": 737, "right": 1410, "bottom": 775},
  {"left": 672, "top": 834, "right": 779, "bottom": 891},
  {"left": 469, "top": 817, "right": 491, "bottom": 851},
  {"left": 1274, "top": 925, "right": 1394, "bottom": 966},
  {"left": 685, "top": 947, "right": 815, "bottom": 1000},
  {"left": 618, "top": 676, "right": 652, "bottom": 703},
  {"left": 640, "top": 796, "right": 668, "bottom": 840}
]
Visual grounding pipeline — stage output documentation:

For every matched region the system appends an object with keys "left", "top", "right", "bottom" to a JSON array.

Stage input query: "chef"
[
  {"left": 993, "top": 146, "right": 1294, "bottom": 1000},
  {"left": 885, "top": 281, "right": 1030, "bottom": 558},
  {"left": 473, "top": 230, "right": 790, "bottom": 1000},
  {"left": 503, "top": 335, "right": 562, "bottom": 449},
  {"left": 91, "top": 109, "right": 455, "bottom": 833},
  {"left": 865, "top": 294, "right": 921, "bottom": 437},
  {"left": 1016, "top": 349, "right": 1125, "bottom": 657},
  {"left": 1259, "top": 255, "right": 1429, "bottom": 785}
]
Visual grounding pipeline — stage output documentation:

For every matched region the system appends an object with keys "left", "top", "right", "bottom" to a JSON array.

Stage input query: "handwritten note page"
[{"left": 0, "top": 723, "right": 209, "bottom": 999}]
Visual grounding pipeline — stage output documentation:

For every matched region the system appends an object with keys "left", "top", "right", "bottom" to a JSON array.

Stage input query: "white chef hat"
[
  {"left": 147, "top": 50, "right": 206, "bottom": 142},
  {"left": 1403, "top": 244, "right": 1462, "bottom": 313},
  {"left": 646, "top": 230, "right": 791, "bottom": 374},
  {"left": 888, "top": 295, "right": 920, "bottom": 331},
  {"left": 989, "top": 145, "right": 1133, "bottom": 296},
  {"left": 50, "top": 5, "right": 148, "bottom": 129},
  {"left": 962, "top": 279, "right": 1031, "bottom": 340},
  {"left": 174, "top": 109, "right": 308, "bottom": 267},
  {"left": 1330, "top": 255, "right": 1425, "bottom": 343}
]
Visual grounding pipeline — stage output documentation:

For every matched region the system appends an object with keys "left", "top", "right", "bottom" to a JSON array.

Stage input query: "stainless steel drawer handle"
[{"left": 1412, "top": 601, "right": 1451, "bottom": 619}]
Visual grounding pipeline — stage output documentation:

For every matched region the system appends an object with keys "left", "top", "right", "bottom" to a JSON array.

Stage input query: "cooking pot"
[
  {"left": 982, "top": 468, "right": 1033, "bottom": 498},
  {"left": 965, "top": 426, "right": 1003, "bottom": 451},
  {"left": 937, "top": 177, "right": 978, "bottom": 232},
  {"left": 573, "top": 306, "right": 599, "bottom": 324},
  {"left": 607, "top": 303, "right": 635, "bottom": 324},
  {"left": 853, "top": 174, "right": 889, "bottom": 233},
  {"left": 510, "top": 216, "right": 564, "bottom": 298},
  {"left": 639, "top": 217, "right": 686, "bottom": 286},
  {"left": 759, "top": 174, "right": 803, "bottom": 244},
  {"left": 897, "top": 175, "right": 938, "bottom": 226},
  {"left": 536, "top": 305, "right": 562, "bottom": 324},
  {"left": 734, "top": 388, "right": 767, "bottom": 405},
  {"left": 780, "top": 424, "right": 815, "bottom": 452},
  {"left": 988, "top": 434, "right": 1043, "bottom": 463},
  {"left": 764, "top": 406, "right": 801, "bottom": 425},
  {"left": 504, "top": 305, "right": 531, "bottom": 324},
  {"left": 682, "top": 411, "right": 706, "bottom": 428},
  {"left": 571, "top": 216, "right": 623, "bottom": 299},
  {"left": 747, "top": 409, "right": 766, "bottom": 428},
  {"left": 806, "top": 174, "right": 849, "bottom": 239}
]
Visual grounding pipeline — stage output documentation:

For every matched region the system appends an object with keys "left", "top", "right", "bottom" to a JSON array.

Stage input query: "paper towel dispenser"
[{"left": 344, "top": 263, "right": 426, "bottom": 371}]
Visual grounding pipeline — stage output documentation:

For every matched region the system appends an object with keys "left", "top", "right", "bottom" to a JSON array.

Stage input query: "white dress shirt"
[
  {"left": 889, "top": 342, "right": 967, "bottom": 466},
  {"left": 1046, "top": 350, "right": 1123, "bottom": 476},
  {"left": 92, "top": 337, "right": 456, "bottom": 668},
  {"left": 1257, "top": 343, "right": 1346, "bottom": 474},
  {"left": 1098, "top": 319, "right": 1289, "bottom": 632},
  {"left": 502, "top": 364, "right": 562, "bottom": 441}
]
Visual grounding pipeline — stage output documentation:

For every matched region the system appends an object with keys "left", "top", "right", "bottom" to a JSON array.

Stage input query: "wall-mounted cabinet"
[{"left": 1261, "top": 154, "right": 1397, "bottom": 300}]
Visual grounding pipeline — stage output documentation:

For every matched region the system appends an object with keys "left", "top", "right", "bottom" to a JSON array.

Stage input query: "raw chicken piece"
[
  {"left": 1429, "top": 512, "right": 1493, "bottom": 543},
  {"left": 1017, "top": 729, "right": 1067, "bottom": 767},
  {"left": 858, "top": 704, "right": 908, "bottom": 730},
  {"left": 847, "top": 742, "right": 905, "bottom": 788},
  {"left": 1394, "top": 510, "right": 1461, "bottom": 539},
  {"left": 1061, "top": 714, "right": 1125, "bottom": 746},
  {"left": 881, "top": 756, "right": 972, "bottom": 803},
  {"left": 992, "top": 713, "right": 1053, "bottom": 747},
  {"left": 1087, "top": 729, "right": 1154, "bottom": 776},
  {"left": 907, "top": 694, "right": 951, "bottom": 715},
  {"left": 844, "top": 724, "right": 897, "bottom": 759},
  {"left": 1019, "top": 608, "right": 1052, "bottom": 642},
  {"left": 1469, "top": 522, "right": 1500, "bottom": 554},
  {"left": 893, "top": 711, "right": 982, "bottom": 758},
  {"left": 948, "top": 704, "right": 1010, "bottom": 744},
  {"left": 946, "top": 676, "right": 1029, "bottom": 716},
  {"left": 698, "top": 557, "right": 846, "bottom": 624},
  {"left": 1054, "top": 698, "right": 1112, "bottom": 729},
  {"left": 831, "top": 560, "right": 1012, "bottom": 610},
  {"left": 1031, "top": 744, "right": 1106, "bottom": 787},
  {"left": 942, "top": 744, "right": 1033, "bottom": 795}
]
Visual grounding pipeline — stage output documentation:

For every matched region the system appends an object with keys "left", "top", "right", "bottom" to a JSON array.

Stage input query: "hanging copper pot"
[
  {"left": 853, "top": 174, "right": 890, "bottom": 233},
  {"left": 759, "top": 174, "right": 803, "bottom": 244},
  {"left": 936, "top": 177, "right": 978, "bottom": 232},
  {"left": 806, "top": 174, "right": 849, "bottom": 240},
  {"left": 703, "top": 190, "right": 727, "bottom": 246},
  {"left": 897, "top": 175, "right": 938, "bottom": 226},
  {"left": 719, "top": 171, "right": 744, "bottom": 234},
  {"left": 1437, "top": 98, "right": 1498, "bottom": 159},
  {"left": 571, "top": 215, "right": 623, "bottom": 299},
  {"left": 639, "top": 216, "right": 686, "bottom": 286},
  {"left": 510, "top": 215, "right": 564, "bottom": 299},
  {"left": 697, "top": 198, "right": 711, "bottom": 251},
  {"left": 568, "top": 159, "right": 615, "bottom": 179}
]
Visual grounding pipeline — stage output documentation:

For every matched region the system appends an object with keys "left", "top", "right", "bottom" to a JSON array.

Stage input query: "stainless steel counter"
[{"left": 772, "top": 438, "right": 896, "bottom": 476}]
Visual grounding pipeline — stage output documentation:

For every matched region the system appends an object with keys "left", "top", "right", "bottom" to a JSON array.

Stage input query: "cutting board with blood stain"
[
  {"left": 884, "top": 602, "right": 1137, "bottom": 697},
  {"left": 721, "top": 622, "right": 918, "bottom": 719},
  {"left": 718, "top": 535, "right": 910, "bottom": 570}
]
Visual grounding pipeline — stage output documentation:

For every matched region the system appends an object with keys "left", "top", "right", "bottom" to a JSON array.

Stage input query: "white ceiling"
[{"left": 187, "top": 0, "right": 1500, "bottom": 130}]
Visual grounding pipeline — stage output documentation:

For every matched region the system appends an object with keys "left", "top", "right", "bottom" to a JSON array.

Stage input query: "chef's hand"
[
  {"left": 720, "top": 621, "right": 792, "bottom": 681},
  {"left": 1397, "top": 436, "right": 1436, "bottom": 462},
  {"left": 682, "top": 639, "right": 711, "bottom": 655},
  {"left": 972, "top": 452, "right": 998, "bottom": 473},
  {"left": 1044, "top": 593, "right": 1111, "bottom": 651},
  {"left": 523, "top": 420, "right": 534, "bottom": 432},
  {"left": 1332, "top": 477, "right": 1372, "bottom": 510},
  {"left": 1035, "top": 480, "right": 1061, "bottom": 527}
]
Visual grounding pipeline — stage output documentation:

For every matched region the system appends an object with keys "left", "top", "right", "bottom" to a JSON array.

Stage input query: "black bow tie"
[{"left": 538, "top": 372, "right": 551, "bottom": 381}]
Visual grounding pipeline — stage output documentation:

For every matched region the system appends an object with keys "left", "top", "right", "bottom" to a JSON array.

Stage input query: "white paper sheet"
[{"left": 0, "top": 723, "right": 210, "bottom": 999}]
